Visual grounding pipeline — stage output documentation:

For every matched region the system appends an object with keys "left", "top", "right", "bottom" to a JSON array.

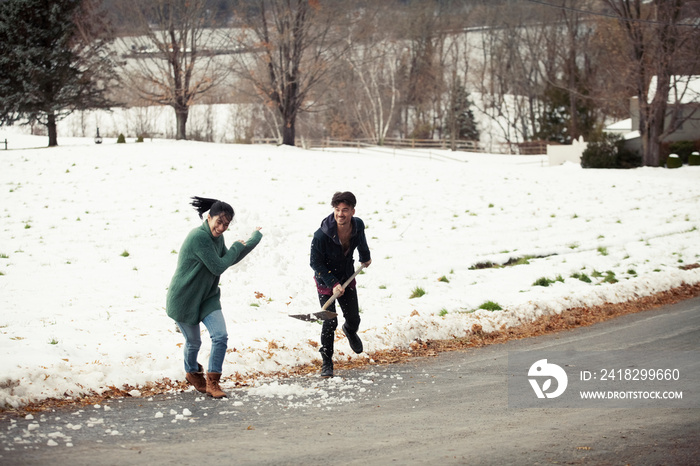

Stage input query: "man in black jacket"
[{"left": 310, "top": 191, "right": 372, "bottom": 377}]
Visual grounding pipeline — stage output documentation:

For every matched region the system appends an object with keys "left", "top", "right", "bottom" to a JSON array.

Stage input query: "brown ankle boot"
[
  {"left": 185, "top": 364, "right": 206, "bottom": 393},
  {"left": 206, "top": 372, "right": 227, "bottom": 398}
]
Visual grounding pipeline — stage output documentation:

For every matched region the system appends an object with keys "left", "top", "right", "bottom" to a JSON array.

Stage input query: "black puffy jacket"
[{"left": 310, "top": 213, "right": 371, "bottom": 293}]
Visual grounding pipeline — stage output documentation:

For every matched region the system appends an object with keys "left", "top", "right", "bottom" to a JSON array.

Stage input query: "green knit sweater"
[{"left": 166, "top": 221, "right": 263, "bottom": 325}]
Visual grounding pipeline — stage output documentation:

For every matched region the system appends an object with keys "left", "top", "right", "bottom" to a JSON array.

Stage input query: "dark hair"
[
  {"left": 331, "top": 191, "right": 356, "bottom": 208},
  {"left": 190, "top": 196, "right": 234, "bottom": 222}
]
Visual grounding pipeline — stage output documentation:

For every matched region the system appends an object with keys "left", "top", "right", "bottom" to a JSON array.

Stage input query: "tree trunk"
[
  {"left": 282, "top": 117, "right": 295, "bottom": 146},
  {"left": 646, "top": 102, "right": 667, "bottom": 167},
  {"left": 175, "top": 107, "right": 188, "bottom": 140},
  {"left": 47, "top": 112, "right": 58, "bottom": 147}
]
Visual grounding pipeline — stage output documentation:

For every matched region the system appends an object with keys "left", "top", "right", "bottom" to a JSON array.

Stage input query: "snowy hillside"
[{"left": 1, "top": 130, "right": 699, "bottom": 408}]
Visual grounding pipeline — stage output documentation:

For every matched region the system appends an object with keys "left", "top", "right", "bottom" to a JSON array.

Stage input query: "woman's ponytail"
[
  {"left": 191, "top": 196, "right": 235, "bottom": 222},
  {"left": 191, "top": 196, "right": 219, "bottom": 219}
]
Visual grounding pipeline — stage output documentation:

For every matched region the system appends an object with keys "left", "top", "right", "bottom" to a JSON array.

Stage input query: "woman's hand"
[{"left": 238, "top": 228, "right": 261, "bottom": 246}]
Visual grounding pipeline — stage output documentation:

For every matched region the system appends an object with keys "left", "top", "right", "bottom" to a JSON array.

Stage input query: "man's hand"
[
  {"left": 362, "top": 259, "right": 372, "bottom": 268},
  {"left": 333, "top": 283, "right": 345, "bottom": 297}
]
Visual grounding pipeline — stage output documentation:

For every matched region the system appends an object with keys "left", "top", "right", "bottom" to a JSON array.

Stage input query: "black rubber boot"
[
  {"left": 320, "top": 347, "right": 334, "bottom": 378},
  {"left": 343, "top": 323, "right": 363, "bottom": 354}
]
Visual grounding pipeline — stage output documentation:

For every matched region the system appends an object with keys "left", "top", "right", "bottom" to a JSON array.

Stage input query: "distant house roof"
[
  {"left": 605, "top": 118, "right": 632, "bottom": 134},
  {"left": 647, "top": 75, "right": 700, "bottom": 104}
]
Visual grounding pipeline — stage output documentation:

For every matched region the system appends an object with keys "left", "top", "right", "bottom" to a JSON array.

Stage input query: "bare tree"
[
  {"left": 530, "top": 0, "right": 605, "bottom": 144},
  {"left": 396, "top": 2, "right": 449, "bottom": 139},
  {"left": 341, "top": 5, "right": 402, "bottom": 144},
  {"left": 602, "top": 0, "right": 700, "bottom": 166},
  {"left": 470, "top": 3, "right": 549, "bottom": 146},
  {"left": 116, "top": 0, "right": 230, "bottom": 140},
  {"left": 231, "top": 0, "right": 347, "bottom": 146}
]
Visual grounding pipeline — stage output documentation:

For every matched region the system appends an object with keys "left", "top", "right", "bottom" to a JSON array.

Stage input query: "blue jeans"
[{"left": 176, "top": 310, "right": 228, "bottom": 374}]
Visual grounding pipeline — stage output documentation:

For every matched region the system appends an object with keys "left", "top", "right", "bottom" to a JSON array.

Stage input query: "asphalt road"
[{"left": 3, "top": 297, "right": 699, "bottom": 465}]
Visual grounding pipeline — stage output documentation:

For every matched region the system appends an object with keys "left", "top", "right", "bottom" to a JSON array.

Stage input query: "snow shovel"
[{"left": 289, "top": 265, "right": 366, "bottom": 322}]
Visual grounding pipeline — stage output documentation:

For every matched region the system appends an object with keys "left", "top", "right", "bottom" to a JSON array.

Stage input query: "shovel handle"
[{"left": 320, "top": 264, "right": 365, "bottom": 311}]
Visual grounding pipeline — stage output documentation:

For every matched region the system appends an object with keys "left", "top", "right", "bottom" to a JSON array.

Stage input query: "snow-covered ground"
[{"left": 1, "top": 129, "right": 699, "bottom": 409}]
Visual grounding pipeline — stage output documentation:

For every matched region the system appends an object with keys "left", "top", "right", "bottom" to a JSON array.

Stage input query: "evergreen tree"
[
  {"left": 536, "top": 84, "right": 596, "bottom": 144},
  {"left": 0, "top": 0, "right": 116, "bottom": 146},
  {"left": 446, "top": 84, "right": 479, "bottom": 146}
]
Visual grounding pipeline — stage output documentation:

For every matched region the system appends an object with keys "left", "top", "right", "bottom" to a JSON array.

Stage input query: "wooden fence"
[{"left": 251, "top": 137, "right": 548, "bottom": 155}]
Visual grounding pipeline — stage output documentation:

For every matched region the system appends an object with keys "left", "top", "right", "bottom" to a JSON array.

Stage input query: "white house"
[{"left": 617, "top": 75, "right": 700, "bottom": 153}]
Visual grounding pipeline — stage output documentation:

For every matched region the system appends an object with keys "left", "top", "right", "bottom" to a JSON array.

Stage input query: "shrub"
[
  {"left": 581, "top": 133, "right": 641, "bottom": 169},
  {"left": 117, "top": 133, "right": 126, "bottom": 144},
  {"left": 666, "top": 154, "right": 682, "bottom": 169},
  {"left": 689, "top": 151, "right": 700, "bottom": 166},
  {"left": 667, "top": 141, "right": 696, "bottom": 164},
  {"left": 136, "top": 135, "right": 144, "bottom": 143}
]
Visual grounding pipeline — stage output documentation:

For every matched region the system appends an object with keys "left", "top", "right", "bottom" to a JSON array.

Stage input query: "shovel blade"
[{"left": 288, "top": 310, "right": 338, "bottom": 322}]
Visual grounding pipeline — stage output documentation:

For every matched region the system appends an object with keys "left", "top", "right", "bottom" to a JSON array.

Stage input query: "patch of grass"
[
  {"left": 597, "top": 246, "right": 609, "bottom": 256},
  {"left": 478, "top": 301, "right": 502, "bottom": 311},
  {"left": 48, "top": 338, "right": 58, "bottom": 345},
  {"left": 438, "top": 275, "right": 450, "bottom": 283},
  {"left": 571, "top": 272, "right": 592, "bottom": 283},
  {"left": 469, "top": 261, "right": 495, "bottom": 270},
  {"left": 470, "top": 255, "right": 544, "bottom": 270},
  {"left": 121, "top": 250, "right": 130, "bottom": 257},
  {"left": 533, "top": 277, "right": 554, "bottom": 287},
  {"left": 503, "top": 256, "right": 534, "bottom": 267},
  {"left": 592, "top": 270, "right": 617, "bottom": 284},
  {"left": 409, "top": 287, "right": 426, "bottom": 299},
  {"left": 0, "top": 253, "right": 8, "bottom": 259},
  {"left": 439, "top": 308, "right": 449, "bottom": 316},
  {"left": 532, "top": 275, "right": 564, "bottom": 287}
]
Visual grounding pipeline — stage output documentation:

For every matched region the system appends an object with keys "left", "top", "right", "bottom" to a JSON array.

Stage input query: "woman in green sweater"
[{"left": 167, "top": 197, "right": 262, "bottom": 398}]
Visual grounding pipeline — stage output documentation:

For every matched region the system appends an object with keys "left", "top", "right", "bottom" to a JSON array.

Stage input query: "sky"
[{"left": 1, "top": 128, "right": 699, "bottom": 410}]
